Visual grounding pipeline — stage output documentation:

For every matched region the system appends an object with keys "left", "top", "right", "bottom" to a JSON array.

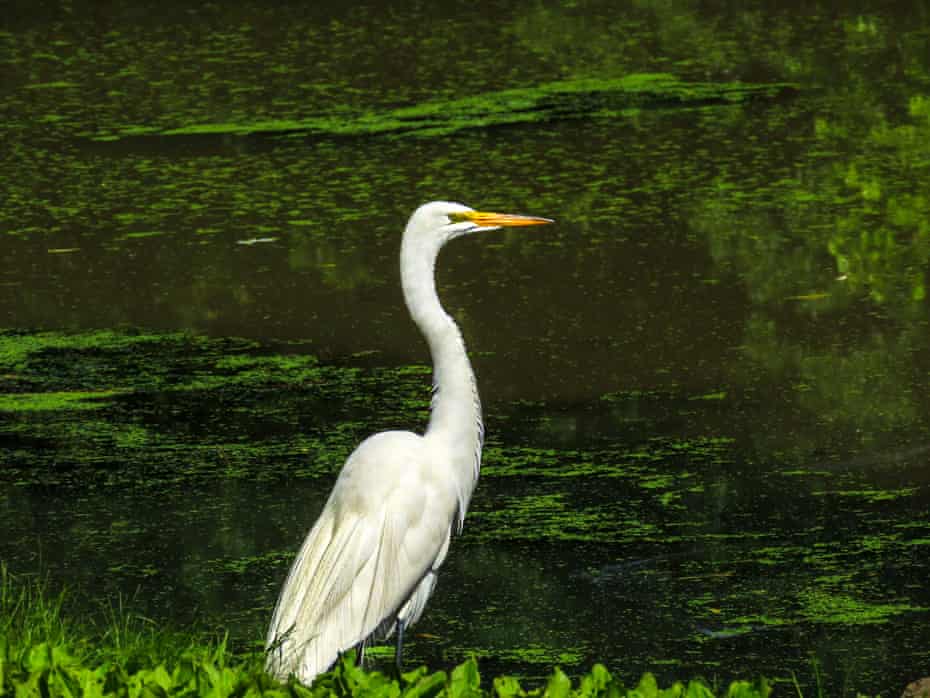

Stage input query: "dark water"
[{"left": 2, "top": 1, "right": 930, "bottom": 694}]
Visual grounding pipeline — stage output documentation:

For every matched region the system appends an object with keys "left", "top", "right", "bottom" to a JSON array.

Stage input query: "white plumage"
[{"left": 265, "top": 201, "right": 553, "bottom": 685}]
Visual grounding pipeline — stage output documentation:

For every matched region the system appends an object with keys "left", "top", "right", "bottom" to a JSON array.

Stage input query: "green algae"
[
  {"left": 1, "top": 20, "right": 929, "bottom": 690},
  {"left": 0, "top": 328, "right": 485, "bottom": 494},
  {"left": 0, "top": 329, "right": 331, "bottom": 400},
  {"left": 680, "top": 525, "right": 930, "bottom": 641},
  {"left": 0, "top": 5, "right": 928, "bottom": 694},
  {"left": 797, "top": 589, "right": 924, "bottom": 625},
  {"left": 482, "top": 437, "right": 731, "bottom": 479},
  {"left": 0, "top": 329, "right": 200, "bottom": 376},
  {"left": 179, "top": 353, "right": 325, "bottom": 392},
  {"left": 117, "top": 230, "right": 168, "bottom": 240},
  {"left": 813, "top": 487, "right": 918, "bottom": 503},
  {"left": 24, "top": 81, "right": 79, "bottom": 90},
  {"left": 470, "top": 492, "right": 660, "bottom": 544},
  {"left": 0, "top": 390, "right": 123, "bottom": 412},
  {"left": 456, "top": 645, "right": 584, "bottom": 667},
  {"left": 0, "top": 329, "right": 408, "bottom": 487},
  {"left": 2, "top": 333, "right": 927, "bottom": 692},
  {"left": 95, "top": 75, "right": 797, "bottom": 141},
  {"left": 689, "top": 391, "right": 727, "bottom": 401}
]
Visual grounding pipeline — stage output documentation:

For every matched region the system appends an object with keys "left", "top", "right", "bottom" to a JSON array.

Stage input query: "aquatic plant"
[{"left": 0, "top": 565, "right": 783, "bottom": 697}]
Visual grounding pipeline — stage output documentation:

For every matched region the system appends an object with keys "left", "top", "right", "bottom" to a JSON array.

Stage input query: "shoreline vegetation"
[{"left": 0, "top": 565, "right": 804, "bottom": 697}]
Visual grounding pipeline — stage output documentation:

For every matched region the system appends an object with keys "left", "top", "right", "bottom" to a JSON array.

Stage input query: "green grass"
[{"left": 0, "top": 564, "right": 781, "bottom": 697}]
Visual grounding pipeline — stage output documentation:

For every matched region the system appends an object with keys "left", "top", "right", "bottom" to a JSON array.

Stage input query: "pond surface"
[{"left": 2, "top": 1, "right": 930, "bottom": 694}]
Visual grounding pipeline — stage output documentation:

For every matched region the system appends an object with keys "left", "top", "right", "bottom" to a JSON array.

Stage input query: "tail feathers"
[{"left": 265, "top": 506, "right": 431, "bottom": 685}]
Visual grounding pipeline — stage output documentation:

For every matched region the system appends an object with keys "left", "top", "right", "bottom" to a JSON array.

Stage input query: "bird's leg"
[
  {"left": 393, "top": 618, "right": 406, "bottom": 678},
  {"left": 354, "top": 641, "right": 367, "bottom": 668}
]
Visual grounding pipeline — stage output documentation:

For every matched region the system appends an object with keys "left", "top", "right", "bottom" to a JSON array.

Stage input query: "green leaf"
[
  {"left": 631, "top": 673, "right": 660, "bottom": 698},
  {"left": 448, "top": 658, "right": 482, "bottom": 698},
  {"left": 544, "top": 668, "right": 571, "bottom": 698},
  {"left": 726, "top": 678, "right": 771, "bottom": 698},
  {"left": 75, "top": 665, "right": 110, "bottom": 698},
  {"left": 25, "top": 643, "right": 52, "bottom": 673},
  {"left": 13, "top": 671, "right": 49, "bottom": 698},
  {"left": 683, "top": 679, "right": 713, "bottom": 697},
  {"left": 402, "top": 668, "right": 446, "bottom": 698},
  {"left": 493, "top": 675, "right": 524, "bottom": 698},
  {"left": 578, "top": 664, "right": 613, "bottom": 696}
]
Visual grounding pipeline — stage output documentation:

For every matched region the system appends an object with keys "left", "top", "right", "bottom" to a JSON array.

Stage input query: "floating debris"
[{"left": 236, "top": 237, "right": 279, "bottom": 246}]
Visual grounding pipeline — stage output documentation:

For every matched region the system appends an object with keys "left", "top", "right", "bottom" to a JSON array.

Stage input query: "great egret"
[{"left": 265, "top": 201, "right": 553, "bottom": 685}]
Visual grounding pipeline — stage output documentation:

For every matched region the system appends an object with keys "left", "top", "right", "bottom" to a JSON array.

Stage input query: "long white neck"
[{"left": 400, "top": 233, "right": 483, "bottom": 526}]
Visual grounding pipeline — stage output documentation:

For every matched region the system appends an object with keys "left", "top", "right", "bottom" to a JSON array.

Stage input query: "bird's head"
[{"left": 405, "top": 201, "right": 553, "bottom": 246}]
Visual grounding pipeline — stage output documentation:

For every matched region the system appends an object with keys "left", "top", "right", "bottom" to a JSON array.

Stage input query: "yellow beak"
[{"left": 456, "top": 211, "right": 554, "bottom": 227}]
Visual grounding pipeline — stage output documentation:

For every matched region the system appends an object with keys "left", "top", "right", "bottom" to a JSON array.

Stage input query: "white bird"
[{"left": 265, "top": 201, "right": 553, "bottom": 685}]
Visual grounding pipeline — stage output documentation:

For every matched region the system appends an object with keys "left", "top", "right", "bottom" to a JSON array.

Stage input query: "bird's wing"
[{"left": 266, "top": 468, "right": 450, "bottom": 683}]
